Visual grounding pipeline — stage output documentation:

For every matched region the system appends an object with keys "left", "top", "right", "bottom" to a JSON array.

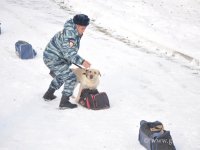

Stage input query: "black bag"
[
  {"left": 78, "top": 89, "right": 110, "bottom": 110},
  {"left": 138, "top": 120, "right": 176, "bottom": 150},
  {"left": 15, "top": 41, "right": 37, "bottom": 59}
]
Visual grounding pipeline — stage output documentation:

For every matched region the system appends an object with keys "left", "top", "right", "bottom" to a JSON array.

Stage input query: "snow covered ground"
[
  {"left": 0, "top": 0, "right": 200, "bottom": 150},
  {"left": 56, "top": 0, "right": 200, "bottom": 66}
]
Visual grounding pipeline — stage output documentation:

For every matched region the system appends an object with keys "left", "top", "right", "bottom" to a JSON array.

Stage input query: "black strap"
[{"left": 73, "top": 63, "right": 83, "bottom": 69}]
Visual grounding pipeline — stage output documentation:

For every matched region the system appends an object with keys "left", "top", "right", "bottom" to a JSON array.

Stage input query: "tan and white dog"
[{"left": 72, "top": 68, "right": 101, "bottom": 101}]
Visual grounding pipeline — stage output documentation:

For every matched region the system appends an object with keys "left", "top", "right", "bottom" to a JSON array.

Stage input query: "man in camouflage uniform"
[{"left": 43, "top": 14, "right": 91, "bottom": 109}]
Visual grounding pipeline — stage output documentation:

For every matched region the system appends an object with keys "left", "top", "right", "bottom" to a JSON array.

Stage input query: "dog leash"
[
  {"left": 73, "top": 63, "right": 83, "bottom": 69},
  {"left": 73, "top": 63, "right": 89, "bottom": 73}
]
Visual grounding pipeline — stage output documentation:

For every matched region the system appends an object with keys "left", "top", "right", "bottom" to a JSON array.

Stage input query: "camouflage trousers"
[{"left": 43, "top": 57, "right": 77, "bottom": 97}]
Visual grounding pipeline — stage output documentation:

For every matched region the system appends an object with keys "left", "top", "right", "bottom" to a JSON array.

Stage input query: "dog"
[{"left": 71, "top": 68, "right": 101, "bottom": 101}]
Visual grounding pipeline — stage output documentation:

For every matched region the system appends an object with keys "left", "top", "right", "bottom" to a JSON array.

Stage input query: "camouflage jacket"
[{"left": 43, "top": 19, "right": 84, "bottom": 66}]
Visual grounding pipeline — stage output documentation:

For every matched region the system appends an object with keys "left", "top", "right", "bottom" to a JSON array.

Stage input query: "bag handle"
[{"left": 150, "top": 124, "right": 164, "bottom": 132}]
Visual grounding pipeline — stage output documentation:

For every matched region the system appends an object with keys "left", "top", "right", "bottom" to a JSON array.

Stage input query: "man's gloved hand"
[{"left": 82, "top": 60, "right": 91, "bottom": 68}]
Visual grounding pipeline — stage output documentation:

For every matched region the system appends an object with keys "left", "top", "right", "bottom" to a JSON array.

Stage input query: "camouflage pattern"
[{"left": 43, "top": 19, "right": 84, "bottom": 97}]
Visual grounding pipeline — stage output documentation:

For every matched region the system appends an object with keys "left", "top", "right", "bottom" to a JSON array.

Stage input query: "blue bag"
[
  {"left": 15, "top": 41, "right": 37, "bottom": 59},
  {"left": 138, "top": 120, "right": 176, "bottom": 150}
]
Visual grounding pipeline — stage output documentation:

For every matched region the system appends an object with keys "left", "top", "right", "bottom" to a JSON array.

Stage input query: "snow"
[
  {"left": 56, "top": 0, "right": 200, "bottom": 66},
  {"left": 0, "top": 0, "right": 200, "bottom": 150}
]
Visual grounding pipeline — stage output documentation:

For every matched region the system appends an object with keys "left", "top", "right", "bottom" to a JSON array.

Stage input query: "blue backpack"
[{"left": 15, "top": 41, "right": 37, "bottom": 59}]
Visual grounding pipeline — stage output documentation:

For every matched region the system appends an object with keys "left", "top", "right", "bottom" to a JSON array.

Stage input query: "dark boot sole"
[
  {"left": 43, "top": 96, "right": 57, "bottom": 101},
  {"left": 44, "top": 98, "right": 54, "bottom": 101},
  {"left": 59, "top": 106, "right": 78, "bottom": 109}
]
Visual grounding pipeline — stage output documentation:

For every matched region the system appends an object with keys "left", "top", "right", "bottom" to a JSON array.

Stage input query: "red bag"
[{"left": 79, "top": 89, "right": 110, "bottom": 110}]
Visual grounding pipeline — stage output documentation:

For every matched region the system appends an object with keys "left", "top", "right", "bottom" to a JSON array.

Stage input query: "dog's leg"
[
  {"left": 76, "top": 85, "right": 83, "bottom": 102},
  {"left": 71, "top": 82, "right": 78, "bottom": 99}
]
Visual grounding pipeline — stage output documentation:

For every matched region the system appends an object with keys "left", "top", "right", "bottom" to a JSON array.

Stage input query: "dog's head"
[{"left": 83, "top": 69, "right": 101, "bottom": 80}]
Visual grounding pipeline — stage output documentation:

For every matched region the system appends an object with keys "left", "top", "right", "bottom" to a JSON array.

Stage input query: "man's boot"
[
  {"left": 43, "top": 87, "right": 57, "bottom": 101},
  {"left": 59, "top": 95, "right": 77, "bottom": 109}
]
